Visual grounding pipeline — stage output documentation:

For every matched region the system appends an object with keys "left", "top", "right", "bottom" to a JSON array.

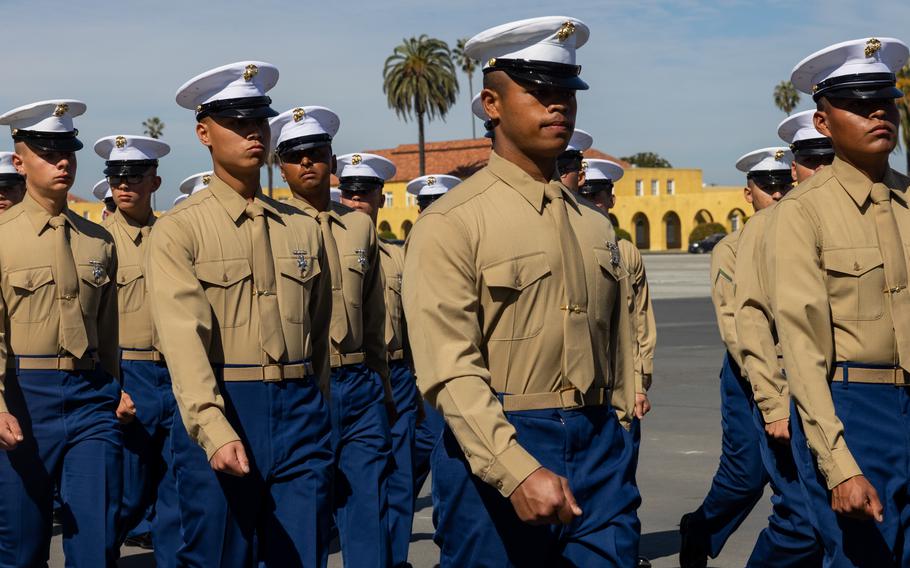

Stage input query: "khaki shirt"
[
  {"left": 734, "top": 207, "right": 789, "bottom": 423},
  {"left": 287, "top": 197, "right": 388, "bottom": 380},
  {"left": 378, "top": 239, "right": 406, "bottom": 354},
  {"left": 0, "top": 193, "right": 119, "bottom": 413},
  {"left": 147, "top": 177, "right": 330, "bottom": 459},
  {"left": 618, "top": 238, "right": 656, "bottom": 392},
  {"left": 403, "top": 151, "right": 635, "bottom": 497},
  {"left": 766, "top": 157, "right": 910, "bottom": 489},
  {"left": 103, "top": 209, "right": 157, "bottom": 350},
  {"left": 710, "top": 230, "right": 741, "bottom": 366}
]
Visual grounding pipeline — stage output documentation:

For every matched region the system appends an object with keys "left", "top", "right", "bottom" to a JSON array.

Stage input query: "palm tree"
[
  {"left": 452, "top": 38, "right": 478, "bottom": 139},
  {"left": 773, "top": 81, "right": 800, "bottom": 116},
  {"left": 897, "top": 64, "right": 910, "bottom": 173},
  {"left": 142, "top": 117, "right": 165, "bottom": 139},
  {"left": 383, "top": 35, "right": 458, "bottom": 176}
]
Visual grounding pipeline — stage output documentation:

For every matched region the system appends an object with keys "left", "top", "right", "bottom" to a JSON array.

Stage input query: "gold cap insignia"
[
  {"left": 201, "top": 174, "right": 211, "bottom": 186},
  {"left": 351, "top": 154, "right": 362, "bottom": 166},
  {"left": 53, "top": 103, "right": 69, "bottom": 117},
  {"left": 292, "top": 107, "right": 306, "bottom": 122},
  {"left": 774, "top": 149, "right": 786, "bottom": 160},
  {"left": 11, "top": 128, "right": 18, "bottom": 136},
  {"left": 556, "top": 21, "right": 576, "bottom": 42},
  {"left": 243, "top": 64, "right": 259, "bottom": 82},
  {"left": 812, "top": 84, "right": 819, "bottom": 93},
  {"left": 115, "top": 136, "right": 127, "bottom": 149},
  {"left": 865, "top": 38, "right": 882, "bottom": 58},
  {"left": 195, "top": 104, "right": 203, "bottom": 112},
  {"left": 487, "top": 58, "right": 497, "bottom": 68},
  {"left": 582, "top": 160, "right": 589, "bottom": 171},
  {"left": 426, "top": 176, "right": 436, "bottom": 185}
]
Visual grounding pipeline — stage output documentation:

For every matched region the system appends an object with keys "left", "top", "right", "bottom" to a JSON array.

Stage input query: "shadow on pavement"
[
  {"left": 640, "top": 529, "right": 680, "bottom": 560},
  {"left": 118, "top": 552, "right": 155, "bottom": 567}
]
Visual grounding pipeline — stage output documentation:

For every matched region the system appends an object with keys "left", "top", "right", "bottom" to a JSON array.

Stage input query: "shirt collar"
[
  {"left": 22, "top": 192, "right": 77, "bottom": 235},
  {"left": 112, "top": 209, "right": 155, "bottom": 243},
  {"left": 209, "top": 174, "right": 281, "bottom": 223},
  {"left": 486, "top": 151, "right": 574, "bottom": 214},
  {"left": 833, "top": 156, "right": 909, "bottom": 207}
]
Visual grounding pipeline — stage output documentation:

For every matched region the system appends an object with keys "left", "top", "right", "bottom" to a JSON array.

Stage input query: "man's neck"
[
  {"left": 120, "top": 204, "right": 153, "bottom": 225},
  {"left": 837, "top": 151, "right": 890, "bottom": 183},
  {"left": 27, "top": 186, "right": 68, "bottom": 216},
  {"left": 213, "top": 163, "right": 261, "bottom": 201},
  {"left": 291, "top": 186, "right": 330, "bottom": 212},
  {"left": 493, "top": 138, "right": 557, "bottom": 183}
]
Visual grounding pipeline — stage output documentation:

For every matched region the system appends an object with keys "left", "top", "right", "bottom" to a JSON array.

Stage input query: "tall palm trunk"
[
  {"left": 417, "top": 94, "right": 426, "bottom": 176},
  {"left": 467, "top": 73, "right": 475, "bottom": 139}
]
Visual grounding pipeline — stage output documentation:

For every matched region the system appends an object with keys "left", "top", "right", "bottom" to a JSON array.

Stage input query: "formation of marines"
[{"left": 0, "top": 13, "right": 905, "bottom": 568}]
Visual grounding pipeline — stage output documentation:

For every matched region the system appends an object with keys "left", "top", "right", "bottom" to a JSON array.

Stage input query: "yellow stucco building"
[{"left": 68, "top": 139, "right": 749, "bottom": 252}]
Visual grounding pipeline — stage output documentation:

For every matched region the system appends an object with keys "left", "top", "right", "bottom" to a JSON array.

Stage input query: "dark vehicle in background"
[{"left": 688, "top": 232, "right": 726, "bottom": 254}]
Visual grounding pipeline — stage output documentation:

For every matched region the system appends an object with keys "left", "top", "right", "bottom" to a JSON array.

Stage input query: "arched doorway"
[
  {"left": 663, "top": 211, "right": 682, "bottom": 250},
  {"left": 694, "top": 209, "right": 713, "bottom": 225},
  {"left": 632, "top": 213, "right": 650, "bottom": 250},
  {"left": 728, "top": 208, "right": 746, "bottom": 232},
  {"left": 400, "top": 220, "right": 413, "bottom": 238}
]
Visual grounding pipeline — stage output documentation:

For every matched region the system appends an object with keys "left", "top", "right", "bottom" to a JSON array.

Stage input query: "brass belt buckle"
[
  {"left": 558, "top": 386, "right": 585, "bottom": 410},
  {"left": 262, "top": 364, "right": 283, "bottom": 382}
]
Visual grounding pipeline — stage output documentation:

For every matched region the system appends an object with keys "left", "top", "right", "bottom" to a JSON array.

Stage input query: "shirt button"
[
  {"left": 514, "top": 277, "right": 521, "bottom": 287},
  {"left": 853, "top": 262, "right": 861, "bottom": 271},
  {"left": 496, "top": 481, "right": 504, "bottom": 489},
  {"left": 222, "top": 274, "right": 229, "bottom": 282}
]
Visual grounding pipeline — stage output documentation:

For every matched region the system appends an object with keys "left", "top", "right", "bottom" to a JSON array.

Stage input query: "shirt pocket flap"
[
  {"left": 277, "top": 256, "right": 321, "bottom": 284},
  {"left": 823, "top": 248, "right": 883, "bottom": 277},
  {"left": 593, "top": 247, "right": 628, "bottom": 281},
  {"left": 388, "top": 275, "right": 402, "bottom": 295},
  {"left": 8, "top": 266, "right": 54, "bottom": 292},
  {"left": 77, "top": 263, "right": 111, "bottom": 288},
  {"left": 116, "top": 265, "right": 144, "bottom": 286},
  {"left": 195, "top": 259, "right": 252, "bottom": 288},
  {"left": 482, "top": 252, "right": 551, "bottom": 291}
]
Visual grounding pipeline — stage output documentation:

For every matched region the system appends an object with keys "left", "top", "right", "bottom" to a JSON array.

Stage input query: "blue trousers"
[
  {"left": 413, "top": 400, "right": 444, "bottom": 497},
  {"left": 747, "top": 401, "right": 823, "bottom": 567},
  {"left": 330, "top": 363, "right": 393, "bottom": 568},
  {"left": 119, "top": 358, "right": 180, "bottom": 566},
  {"left": 694, "top": 353, "right": 768, "bottom": 557},
  {"left": 432, "top": 401, "right": 641, "bottom": 567},
  {"left": 0, "top": 367, "right": 122, "bottom": 567},
  {"left": 386, "top": 361, "right": 419, "bottom": 567},
  {"left": 791, "top": 382, "right": 910, "bottom": 567},
  {"left": 172, "top": 376, "right": 334, "bottom": 568}
]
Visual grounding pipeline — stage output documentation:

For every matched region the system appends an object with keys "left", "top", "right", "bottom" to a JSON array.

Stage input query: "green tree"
[
  {"left": 620, "top": 152, "right": 672, "bottom": 168},
  {"left": 383, "top": 35, "right": 459, "bottom": 176},
  {"left": 142, "top": 116, "right": 165, "bottom": 139},
  {"left": 452, "top": 38, "right": 478, "bottom": 139},
  {"left": 773, "top": 80, "right": 800, "bottom": 116},
  {"left": 897, "top": 64, "right": 910, "bottom": 173}
]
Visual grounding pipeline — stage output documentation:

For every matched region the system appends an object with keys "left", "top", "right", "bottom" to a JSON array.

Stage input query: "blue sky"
[{"left": 2, "top": 0, "right": 908, "bottom": 206}]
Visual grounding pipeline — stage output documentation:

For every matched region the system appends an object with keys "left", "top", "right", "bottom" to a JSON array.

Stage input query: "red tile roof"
[{"left": 332, "top": 138, "right": 628, "bottom": 184}]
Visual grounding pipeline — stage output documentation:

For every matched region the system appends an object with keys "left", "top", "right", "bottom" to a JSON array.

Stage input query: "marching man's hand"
[
  {"left": 832, "top": 475, "right": 883, "bottom": 522},
  {"left": 0, "top": 412, "right": 23, "bottom": 450},
  {"left": 510, "top": 467, "right": 582, "bottom": 525},
  {"left": 210, "top": 441, "right": 250, "bottom": 477}
]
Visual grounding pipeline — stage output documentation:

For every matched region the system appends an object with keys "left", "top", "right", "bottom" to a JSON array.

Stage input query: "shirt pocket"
[
  {"left": 276, "top": 256, "right": 321, "bottom": 324},
  {"left": 115, "top": 265, "right": 145, "bottom": 314},
  {"left": 194, "top": 259, "right": 252, "bottom": 328},
  {"left": 7, "top": 266, "right": 55, "bottom": 323},
  {"left": 77, "top": 263, "right": 112, "bottom": 318},
  {"left": 343, "top": 253, "right": 367, "bottom": 312},
  {"left": 592, "top": 247, "right": 626, "bottom": 327},
  {"left": 822, "top": 247, "right": 885, "bottom": 321},
  {"left": 481, "top": 252, "right": 551, "bottom": 341}
]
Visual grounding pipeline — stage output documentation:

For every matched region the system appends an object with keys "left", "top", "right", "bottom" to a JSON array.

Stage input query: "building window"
[
  {"left": 667, "top": 179, "right": 675, "bottom": 195},
  {"left": 384, "top": 192, "right": 394, "bottom": 208},
  {"left": 406, "top": 194, "right": 417, "bottom": 207},
  {"left": 651, "top": 179, "right": 659, "bottom": 196},
  {"left": 635, "top": 179, "right": 643, "bottom": 196}
]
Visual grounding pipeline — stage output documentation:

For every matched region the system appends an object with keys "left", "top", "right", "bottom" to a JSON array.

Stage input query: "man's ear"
[
  {"left": 790, "top": 162, "right": 799, "bottom": 183},
  {"left": 196, "top": 121, "right": 212, "bottom": 147},
  {"left": 743, "top": 184, "right": 754, "bottom": 204},
  {"left": 814, "top": 108, "right": 831, "bottom": 138},
  {"left": 151, "top": 175, "right": 162, "bottom": 193},
  {"left": 11, "top": 152, "right": 25, "bottom": 176},
  {"left": 578, "top": 170, "right": 586, "bottom": 187}
]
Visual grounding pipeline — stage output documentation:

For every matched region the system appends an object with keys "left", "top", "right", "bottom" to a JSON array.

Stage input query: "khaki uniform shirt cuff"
[
  {"left": 642, "top": 359, "right": 654, "bottom": 376},
  {"left": 0, "top": 396, "right": 7, "bottom": 414},
  {"left": 199, "top": 419, "right": 241, "bottom": 461},
  {"left": 818, "top": 448, "right": 863, "bottom": 490},
  {"left": 758, "top": 399, "right": 789, "bottom": 424},
  {"left": 483, "top": 443, "right": 541, "bottom": 498}
]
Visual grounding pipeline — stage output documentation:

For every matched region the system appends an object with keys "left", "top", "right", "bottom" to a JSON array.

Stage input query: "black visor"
[
  {"left": 813, "top": 72, "right": 903, "bottom": 102},
  {"left": 196, "top": 96, "right": 279, "bottom": 121},
  {"left": 747, "top": 169, "right": 794, "bottom": 187},
  {"left": 103, "top": 159, "right": 158, "bottom": 176},
  {"left": 484, "top": 58, "right": 589, "bottom": 91},
  {"left": 339, "top": 176, "right": 384, "bottom": 193},
  {"left": 417, "top": 194, "right": 444, "bottom": 209},
  {"left": 579, "top": 179, "right": 613, "bottom": 196},
  {"left": 0, "top": 173, "right": 24, "bottom": 188},
  {"left": 791, "top": 137, "right": 835, "bottom": 159},
  {"left": 276, "top": 134, "right": 332, "bottom": 156},
  {"left": 13, "top": 129, "right": 83, "bottom": 152}
]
